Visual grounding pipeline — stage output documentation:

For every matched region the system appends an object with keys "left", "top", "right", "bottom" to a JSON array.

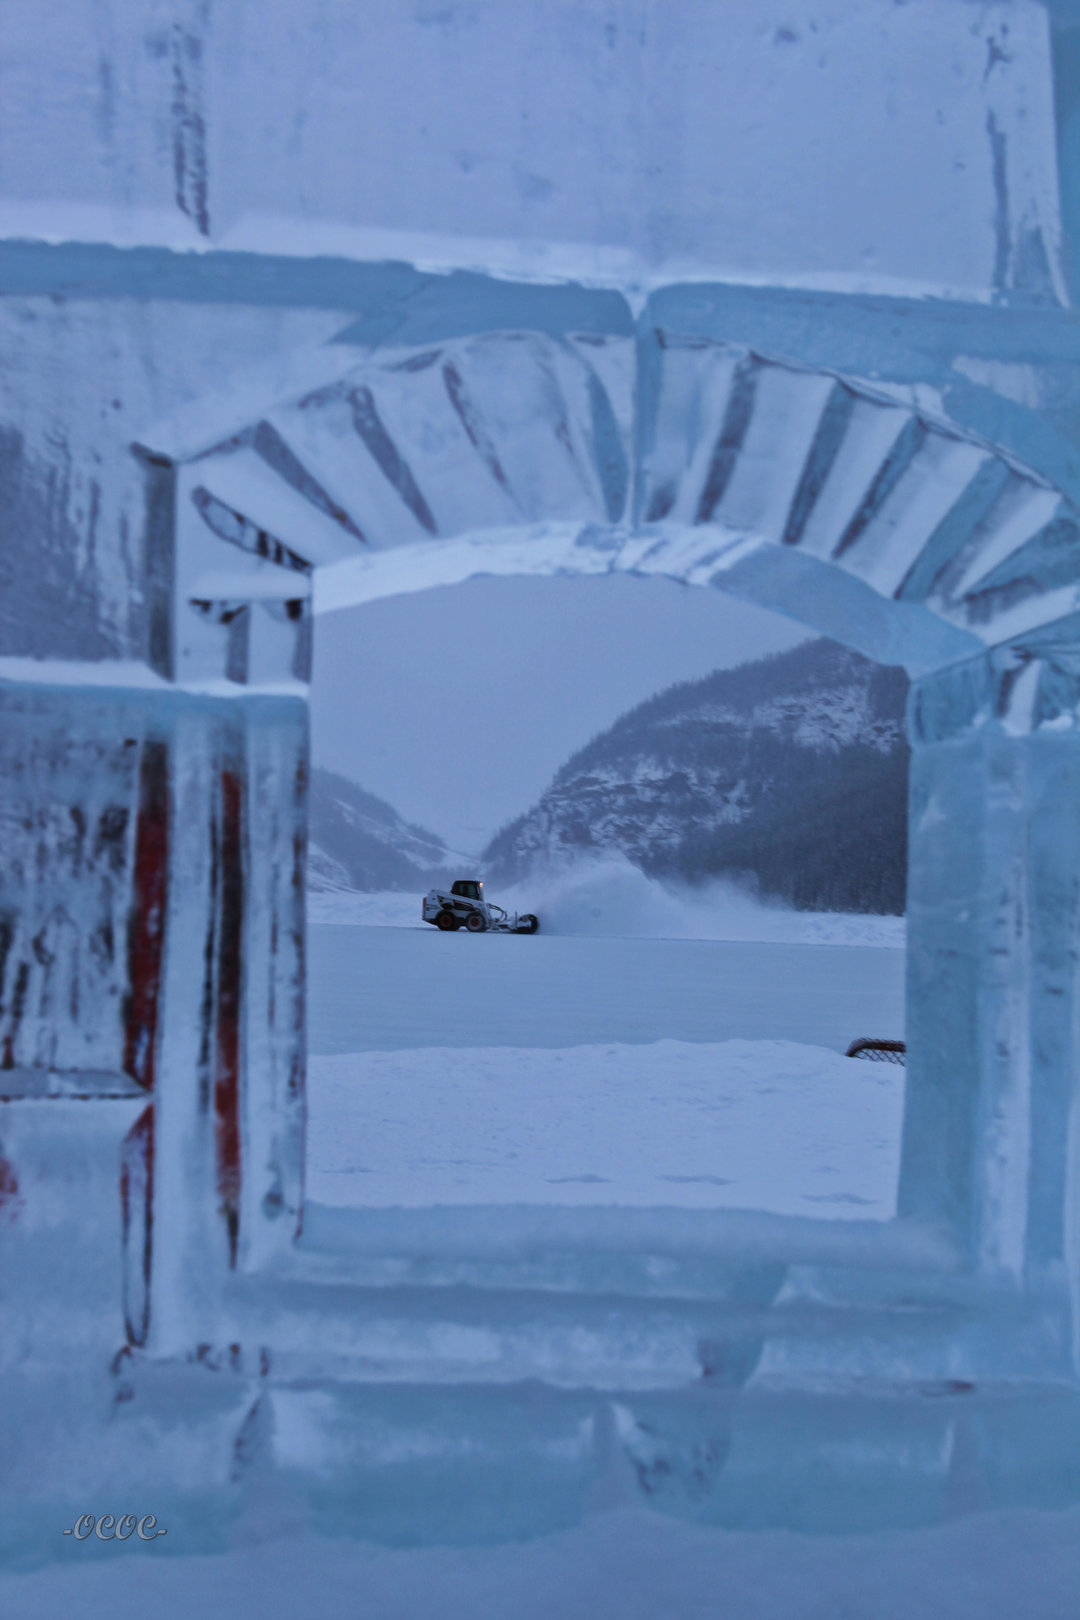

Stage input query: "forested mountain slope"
[{"left": 483, "top": 640, "right": 909, "bottom": 914}]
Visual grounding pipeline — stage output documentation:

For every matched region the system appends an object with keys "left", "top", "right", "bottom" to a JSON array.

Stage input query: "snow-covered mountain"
[
  {"left": 483, "top": 641, "right": 909, "bottom": 914},
  {"left": 308, "top": 768, "right": 454, "bottom": 894}
]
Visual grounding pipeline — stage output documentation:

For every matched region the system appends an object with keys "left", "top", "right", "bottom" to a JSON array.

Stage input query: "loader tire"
[
  {"left": 464, "top": 911, "right": 487, "bottom": 933},
  {"left": 435, "top": 911, "right": 459, "bottom": 931}
]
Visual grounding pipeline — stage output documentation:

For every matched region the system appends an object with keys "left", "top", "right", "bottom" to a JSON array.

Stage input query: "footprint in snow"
[
  {"left": 545, "top": 1174, "right": 612, "bottom": 1184},
  {"left": 802, "top": 1192, "right": 876, "bottom": 1205},
  {"left": 658, "top": 1174, "right": 734, "bottom": 1186}
]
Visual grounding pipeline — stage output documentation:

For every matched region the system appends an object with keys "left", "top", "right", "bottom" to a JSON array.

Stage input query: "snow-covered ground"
[
  {"left": 309, "top": 1039, "right": 903, "bottom": 1216},
  {"left": 5, "top": 1501, "right": 1078, "bottom": 1620},
  {"left": 306, "top": 882, "right": 906, "bottom": 1218}
]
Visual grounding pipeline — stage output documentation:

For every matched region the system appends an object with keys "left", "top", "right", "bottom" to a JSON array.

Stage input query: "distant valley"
[
  {"left": 310, "top": 639, "right": 910, "bottom": 915},
  {"left": 307, "top": 768, "right": 455, "bottom": 895}
]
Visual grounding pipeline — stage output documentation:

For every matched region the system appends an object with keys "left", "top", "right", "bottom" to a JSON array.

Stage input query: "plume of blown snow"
[{"left": 500, "top": 857, "right": 905, "bottom": 947}]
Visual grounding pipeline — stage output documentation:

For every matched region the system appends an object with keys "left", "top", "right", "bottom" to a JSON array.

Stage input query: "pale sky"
[{"left": 311, "top": 574, "right": 810, "bottom": 856}]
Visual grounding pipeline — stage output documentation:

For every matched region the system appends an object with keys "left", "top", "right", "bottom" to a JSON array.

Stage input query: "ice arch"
[
  {"left": 136, "top": 316, "right": 1080, "bottom": 1343},
  {"left": 0, "top": 283, "right": 1077, "bottom": 1529},
  {"left": 150, "top": 324, "right": 1073, "bottom": 678}
]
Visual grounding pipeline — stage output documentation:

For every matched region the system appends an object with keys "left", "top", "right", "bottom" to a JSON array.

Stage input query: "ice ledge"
[
  {"left": 0, "top": 207, "right": 1015, "bottom": 307},
  {"left": 0, "top": 1069, "right": 147, "bottom": 1101},
  {"left": 0, "top": 657, "right": 308, "bottom": 701},
  {"left": 293, "top": 1201, "right": 961, "bottom": 1274},
  {"left": 0, "top": 656, "right": 169, "bottom": 690}
]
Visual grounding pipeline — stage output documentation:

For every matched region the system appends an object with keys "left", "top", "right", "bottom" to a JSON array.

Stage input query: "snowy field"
[
  {"left": 5, "top": 1502, "right": 1078, "bottom": 1620},
  {"left": 306, "top": 871, "right": 906, "bottom": 1219},
  {"left": 309, "top": 1038, "right": 903, "bottom": 1217}
]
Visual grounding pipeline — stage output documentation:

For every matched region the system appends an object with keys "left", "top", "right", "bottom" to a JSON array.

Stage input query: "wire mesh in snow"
[{"left": 846, "top": 1038, "right": 906, "bottom": 1065}]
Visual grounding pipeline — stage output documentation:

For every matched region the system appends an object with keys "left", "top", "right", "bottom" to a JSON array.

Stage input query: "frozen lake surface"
[
  {"left": 307, "top": 924, "right": 906, "bottom": 1055},
  {"left": 307, "top": 924, "right": 906, "bottom": 1216}
]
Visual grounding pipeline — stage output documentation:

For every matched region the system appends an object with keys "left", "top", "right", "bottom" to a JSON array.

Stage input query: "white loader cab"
[{"left": 422, "top": 879, "right": 539, "bottom": 934}]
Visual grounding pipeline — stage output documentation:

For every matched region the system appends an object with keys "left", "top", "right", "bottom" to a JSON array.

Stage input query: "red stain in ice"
[
  {"left": 0, "top": 1155, "right": 21, "bottom": 1219},
  {"left": 124, "top": 740, "right": 168, "bottom": 1090},
  {"left": 214, "top": 766, "right": 243, "bottom": 1266},
  {"left": 120, "top": 1104, "right": 154, "bottom": 1345}
]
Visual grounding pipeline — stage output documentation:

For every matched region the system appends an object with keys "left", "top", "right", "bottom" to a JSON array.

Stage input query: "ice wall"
[
  {"left": 0, "top": 1, "right": 1064, "bottom": 305},
  {"left": 0, "top": 299, "right": 347, "bottom": 662},
  {"left": 2, "top": 0, "right": 1080, "bottom": 1546},
  {"left": 0, "top": 680, "right": 165, "bottom": 1081}
]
